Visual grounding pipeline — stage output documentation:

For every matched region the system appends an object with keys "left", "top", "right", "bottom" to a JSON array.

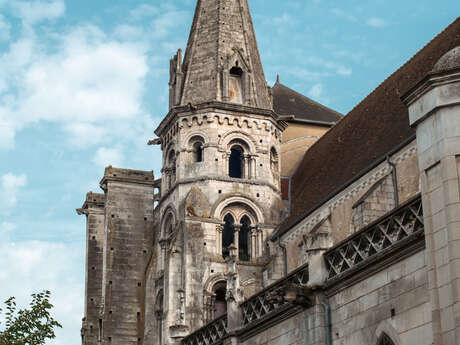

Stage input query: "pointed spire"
[
  {"left": 276, "top": 75, "right": 280, "bottom": 84},
  {"left": 172, "top": 0, "right": 272, "bottom": 110}
]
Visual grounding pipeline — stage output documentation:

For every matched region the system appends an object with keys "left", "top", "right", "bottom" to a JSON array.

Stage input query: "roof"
[
  {"left": 275, "top": 17, "right": 460, "bottom": 238},
  {"left": 272, "top": 81, "right": 343, "bottom": 125}
]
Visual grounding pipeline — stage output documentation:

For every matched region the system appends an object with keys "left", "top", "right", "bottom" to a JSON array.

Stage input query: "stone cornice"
[
  {"left": 99, "top": 166, "right": 155, "bottom": 190},
  {"left": 154, "top": 102, "right": 288, "bottom": 137}
]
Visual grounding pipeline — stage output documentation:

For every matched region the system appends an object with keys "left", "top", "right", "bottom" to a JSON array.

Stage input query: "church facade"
[{"left": 77, "top": 1, "right": 460, "bottom": 345}]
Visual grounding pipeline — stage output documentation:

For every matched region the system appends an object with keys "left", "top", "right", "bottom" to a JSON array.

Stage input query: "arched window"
[
  {"left": 213, "top": 282, "right": 227, "bottom": 319},
  {"left": 229, "top": 145, "right": 244, "bottom": 178},
  {"left": 193, "top": 142, "right": 203, "bottom": 162},
  {"left": 378, "top": 334, "right": 395, "bottom": 345},
  {"left": 229, "top": 65, "right": 243, "bottom": 104},
  {"left": 270, "top": 147, "right": 279, "bottom": 172},
  {"left": 239, "top": 216, "right": 251, "bottom": 262},
  {"left": 222, "top": 214, "right": 235, "bottom": 258}
]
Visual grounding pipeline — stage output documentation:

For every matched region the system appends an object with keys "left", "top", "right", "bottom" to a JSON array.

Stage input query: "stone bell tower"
[{"left": 144, "top": 1, "right": 287, "bottom": 344}]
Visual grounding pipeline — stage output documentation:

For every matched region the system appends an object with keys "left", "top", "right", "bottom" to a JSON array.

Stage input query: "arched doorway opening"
[{"left": 213, "top": 282, "right": 227, "bottom": 319}]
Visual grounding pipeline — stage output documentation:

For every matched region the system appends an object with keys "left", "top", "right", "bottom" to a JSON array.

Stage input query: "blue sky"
[{"left": 0, "top": 0, "right": 458, "bottom": 344}]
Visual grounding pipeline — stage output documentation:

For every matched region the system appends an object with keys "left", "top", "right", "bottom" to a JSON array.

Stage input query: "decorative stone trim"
[
  {"left": 324, "top": 195, "right": 423, "bottom": 281},
  {"left": 281, "top": 141, "right": 418, "bottom": 245}
]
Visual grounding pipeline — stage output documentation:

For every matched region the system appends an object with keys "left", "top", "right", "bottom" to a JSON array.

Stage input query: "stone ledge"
[{"left": 100, "top": 166, "right": 155, "bottom": 187}]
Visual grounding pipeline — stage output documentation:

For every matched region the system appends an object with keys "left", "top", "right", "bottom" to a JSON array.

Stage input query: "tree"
[{"left": 0, "top": 290, "right": 62, "bottom": 345}]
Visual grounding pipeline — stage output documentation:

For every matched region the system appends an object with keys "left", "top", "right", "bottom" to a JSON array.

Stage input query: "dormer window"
[{"left": 229, "top": 65, "right": 243, "bottom": 104}]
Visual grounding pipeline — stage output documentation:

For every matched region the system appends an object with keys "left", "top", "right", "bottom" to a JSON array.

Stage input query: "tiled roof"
[
  {"left": 272, "top": 81, "right": 342, "bottom": 124},
  {"left": 275, "top": 17, "right": 460, "bottom": 238}
]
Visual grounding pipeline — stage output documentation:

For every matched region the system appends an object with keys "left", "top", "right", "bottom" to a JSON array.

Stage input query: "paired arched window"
[
  {"left": 221, "top": 213, "right": 250, "bottom": 262},
  {"left": 229, "top": 145, "right": 244, "bottom": 178}
]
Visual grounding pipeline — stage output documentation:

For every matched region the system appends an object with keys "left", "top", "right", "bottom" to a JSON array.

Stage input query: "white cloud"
[
  {"left": 130, "top": 3, "right": 159, "bottom": 20},
  {"left": 304, "top": 56, "right": 352, "bottom": 77},
  {"left": 11, "top": 0, "right": 65, "bottom": 25},
  {"left": 92, "top": 147, "right": 124, "bottom": 168},
  {"left": 0, "top": 14, "right": 11, "bottom": 41},
  {"left": 308, "top": 83, "right": 323, "bottom": 99},
  {"left": 0, "top": 239, "right": 83, "bottom": 345},
  {"left": 331, "top": 8, "right": 356, "bottom": 22},
  {"left": 0, "top": 23, "right": 150, "bottom": 149},
  {"left": 366, "top": 17, "right": 387, "bottom": 28},
  {"left": 0, "top": 222, "right": 16, "bottom": 241},
  {"left": 0, "top": 173, "right": 27, "bottom": 214}
]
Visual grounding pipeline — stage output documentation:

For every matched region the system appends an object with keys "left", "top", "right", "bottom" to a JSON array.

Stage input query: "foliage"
[{"left": 0, "top": 290, "right": 62, "bottom": 345}]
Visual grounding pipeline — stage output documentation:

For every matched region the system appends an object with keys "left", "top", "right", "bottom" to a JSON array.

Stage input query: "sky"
[{"left": 0, "top": 0, "right": 458, "bottom": 344}]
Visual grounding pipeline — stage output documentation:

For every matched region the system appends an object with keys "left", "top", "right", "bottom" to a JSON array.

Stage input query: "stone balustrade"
[
  {"left": 182, "top": 315, "right": 228, "bottom": 345},
  {"left": 324, "top": 195, "right": 424, "bottom": 280}
]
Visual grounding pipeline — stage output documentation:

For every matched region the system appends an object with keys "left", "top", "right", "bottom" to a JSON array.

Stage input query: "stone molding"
[{"left": 155, "top": 101, "right": 287, "bottom": 138}]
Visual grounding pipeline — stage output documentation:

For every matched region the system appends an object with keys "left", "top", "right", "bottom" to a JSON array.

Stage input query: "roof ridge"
[{"left": 346, "top": 16, "right": 460, "bottom": 117}]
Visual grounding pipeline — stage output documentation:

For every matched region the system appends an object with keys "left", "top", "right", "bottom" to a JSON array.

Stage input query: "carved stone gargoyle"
[{"left": 266, "top": 283, "right": 313, "bottom": 308}]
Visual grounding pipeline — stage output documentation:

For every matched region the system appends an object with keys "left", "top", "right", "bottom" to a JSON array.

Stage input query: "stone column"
[
  {"left": 250, "top": 227, "right": 257, "bottom": 260},
  {"left": 234, "top": 225, "right": 241, "bottom": 260},
  {"left": 402, "top": 47, "right": 460, "bottom": 345},
  {"left": 225, "top": 245, "right": 243, "bottom": 334},
  {"left": 258, "top": 227, "right": 264, "bottom": 258},
  {"left": 216, "top": 224, "right": 223, "bottom": 256}
]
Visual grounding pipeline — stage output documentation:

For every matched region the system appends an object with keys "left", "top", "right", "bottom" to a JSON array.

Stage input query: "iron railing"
[{"left": 324, "top": 195, "right": 423, "bottom": 279}]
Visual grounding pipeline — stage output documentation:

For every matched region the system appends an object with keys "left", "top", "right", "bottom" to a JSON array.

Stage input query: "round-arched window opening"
[
  {"left": 229, "top": 145, "right": 244, "bottom": 178},
  {"left": 222, "top": 214, "right": 235, "bottom": 258},
  {"left": 239, "top": 216, "right": 251, "bottom": 262},
  {"left": 230, "top": 66, "right": 243, "bottom": 77},
  {"left": 213, "top": 282, "right": 227, "bottom": 319},
  {"left": 193, "top": 142, "right": 204, "bottom": 162}
]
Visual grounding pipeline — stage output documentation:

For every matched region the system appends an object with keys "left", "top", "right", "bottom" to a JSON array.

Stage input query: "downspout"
[
  {"left": 321, "top": 299, "right": 332, "bottom": 345},
  {"left": 387, "top": 155, "right": 399, "bottom": 206},
  {"left": 277, "top": 236, "right": 288, "bottom": 277}
]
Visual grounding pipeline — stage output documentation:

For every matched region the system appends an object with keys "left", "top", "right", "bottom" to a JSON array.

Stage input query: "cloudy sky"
[{"left": 0, "top": 0, "right": 458, "bottom": 344}]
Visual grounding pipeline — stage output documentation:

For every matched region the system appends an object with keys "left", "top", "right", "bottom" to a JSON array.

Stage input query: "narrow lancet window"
[
  {"left": 229, "top": 66, "right": 243, "bottom": 104},
  {"left": 222, "top": 214, "right": 235, "bottom": 258},
  {"left": 194, "top": 142, "right": 203, "bottom": 162},
  {"left": 239, "top": 216, "right": 250, "bottom": 262}
]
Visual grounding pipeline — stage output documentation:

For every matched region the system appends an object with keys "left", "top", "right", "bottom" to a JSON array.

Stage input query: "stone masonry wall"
[
  {"left": 101, "top": 172, "right": 155, "bottom": 345},
  {"left": 80, "top": 193, "right": 105, "bottom": 345},
  {"left": 329, "top": 251, "right": 431, "bottom": 345}
]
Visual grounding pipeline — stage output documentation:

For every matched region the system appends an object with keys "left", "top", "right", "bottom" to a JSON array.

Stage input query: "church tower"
[{"left": 144, "top": 0, "right": 287, "bottom": 344}]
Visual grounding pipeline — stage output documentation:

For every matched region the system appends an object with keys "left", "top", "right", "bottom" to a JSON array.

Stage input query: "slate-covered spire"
[{"left": 169, "top": 0, "right": 272, "bottom": 110}]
